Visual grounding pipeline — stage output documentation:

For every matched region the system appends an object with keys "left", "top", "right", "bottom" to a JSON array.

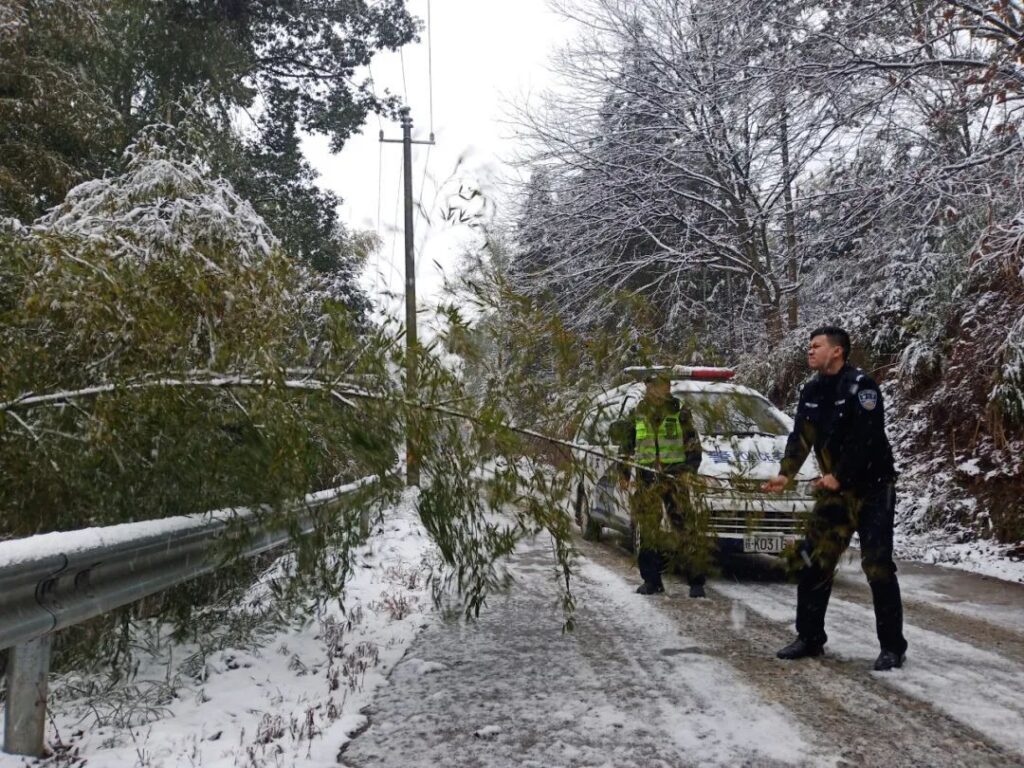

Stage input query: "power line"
[
  {"left": 418, "top": 144, "right": 432, "bottom": 223},
  {"left": 369, "top": 59, "right": 384, "bottom": 234},
  {"left": 377, "top": 141, "right": 384, "bottom": 234},
  {"left": 416, "top": 0, "right": 435, "bottom": 282},
  {"left": 399, "top": 48, "right": 409, "bottom": 105},
  {"left": 415, "top": 142, "right": 432, "bottom": 282},
  {"left": 371, "top": 140, "right": 385, "bottom": 298},
  {"left": 427, "top": 0, "right": 434, "bottom": 135},
  {"left": 388, "top": 148, "right": 404, "bottom": 288},
  {"left": 367, "top": 61, "right": 384, "bottom": 134},
  {"left": 368, "top": 60, "right": 386, "bottom": 298}
]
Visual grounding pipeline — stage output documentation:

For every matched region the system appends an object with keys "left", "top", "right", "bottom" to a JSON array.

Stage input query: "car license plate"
[{"left": 743, "top": 535, "right": 787, "bottom": 554}]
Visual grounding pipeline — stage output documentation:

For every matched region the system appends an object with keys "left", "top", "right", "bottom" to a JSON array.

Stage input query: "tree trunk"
[
  {"left": 779, "top": 98, "right": 799, "bottom": 331},
  {"left": 755, "top": 276, "right": 784, "bottom": 346}
]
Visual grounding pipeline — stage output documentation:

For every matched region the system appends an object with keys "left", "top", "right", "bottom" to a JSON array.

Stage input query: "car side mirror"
[{"left": 608, "top": 419, "right": 633, "bottom": 446}]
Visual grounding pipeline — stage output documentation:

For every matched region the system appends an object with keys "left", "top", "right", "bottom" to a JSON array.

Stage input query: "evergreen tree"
[
  {"left": 1, "top": 0, "right": 417, "bottom": 315},
  {"left": 0, "top": 0, "right": 120, "bottom": 220}
]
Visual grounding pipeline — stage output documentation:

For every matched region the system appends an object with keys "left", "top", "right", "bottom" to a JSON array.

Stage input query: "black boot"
[
  {"left": 776, "top": 637, "right": 825, "bottom": 660},
  {"left": 688, "top": 583, "right": 706, "bottom": 598},
  {"left": 873, "top": 649, "right": 905, "bottom": 671},
  {"left": 636, "top": 581, "right": 665, "bottom": 595}
]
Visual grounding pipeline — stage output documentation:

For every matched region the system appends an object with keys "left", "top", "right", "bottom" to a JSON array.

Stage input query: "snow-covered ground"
[
  {"left": 4, "top": 495, "right": 1024, "bottom": 767},
  {"left": 889, "top": 457, "right": 1024, "bottom": 586},
  {"left": 893, "top": 527, "right": 1024, "bottom": 584},
  {"left": 339, "top": 535, "right": 830, "bottom": 768},
  {"left": 713, "top": 557, "right": 1024, "bottom": 756},
  {"left": 886, "top": 388, "right": 1024, "bottom": 586},
  {"left": 0, "top": 490, "right": 437, "bottom": 768},
  {"left": 342, "top": 533, "right": 1024, "bottom": 767}
]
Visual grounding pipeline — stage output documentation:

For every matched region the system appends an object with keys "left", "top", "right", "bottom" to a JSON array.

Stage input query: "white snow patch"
[
  {"left": 402, "top": 657, "right": 448, "bottom": 676},
  {"left": 0, "top": 490, "right": 436, "bottom": 768},
  {"left": 895, "top": 532, "right": 1024, "bottom": 584},
  {"left": 712, "top": 576, "right": 1024, "bottom": 755},
  {"left": 576, "top": 558, "right": 819, "bottom": 766},
  {"left": 956, "top": 458, "right": 982, "bottom": 477},
  {"left": 472, "top": 725, "right": 503, "bottom": 740}
]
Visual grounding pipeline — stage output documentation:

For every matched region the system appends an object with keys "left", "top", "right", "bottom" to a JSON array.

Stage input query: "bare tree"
[
  {"left": 511, "top": 0, "right": 1024, "bottom": 358},
  {"left": 512, "top": 0, "right": 870, "bottom": 346}
]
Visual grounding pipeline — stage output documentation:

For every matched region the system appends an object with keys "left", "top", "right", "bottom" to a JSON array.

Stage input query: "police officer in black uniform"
[{"left": 763, "top": 326, "right": 908, "bottom": 671}]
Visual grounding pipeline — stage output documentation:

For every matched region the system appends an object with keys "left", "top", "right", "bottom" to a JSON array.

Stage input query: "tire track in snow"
[
  {"left": 341, "top": 537, "right": 830, "bottom": 767},
  {"left": 829, "top": 571, "right": 1024, "bottom": 666},
  {"left": 579, "top": 540, "right": 1021, "bottom": 767}
]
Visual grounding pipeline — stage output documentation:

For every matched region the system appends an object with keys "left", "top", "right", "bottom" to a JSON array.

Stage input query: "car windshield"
[
  {"left": 675, "top": 390, "right": 789, "bottom": 437},
  {"left": 578, "top": 399, "right": 625, "bottom": 444}
]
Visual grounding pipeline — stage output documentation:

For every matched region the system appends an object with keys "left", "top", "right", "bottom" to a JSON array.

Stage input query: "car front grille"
[
  {"left": 708, "top": 510, "right": 806, "bottom": 536},
  {"left": 701, "top": 493, "right": 812, "bottom": 536}
]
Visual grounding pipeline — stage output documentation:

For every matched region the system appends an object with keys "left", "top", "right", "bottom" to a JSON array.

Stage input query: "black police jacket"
[{"left": 779, "top": 364, "right": 896, "bottom": 493}]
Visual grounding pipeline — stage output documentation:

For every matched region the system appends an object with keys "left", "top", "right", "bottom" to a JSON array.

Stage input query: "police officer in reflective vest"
[
  {"left": 763, "top": 326, "right": 908, "bottom": 671},
  {"left": 622, "top": 374, "right": 705, "bottom": 597}
]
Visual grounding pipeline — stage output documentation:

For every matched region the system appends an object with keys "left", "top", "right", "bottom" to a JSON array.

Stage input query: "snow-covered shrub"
[
  {"left": 3, "top": 145, "right": 595, "bottom": 672},
  {"left": 992, "top": 313, "right": 1024, "bottom": 428},
  {"left": 734, "top": 327, "right": 810, "bottom": 407},
  {"left": 14, "top": 128, "right": 301, "bottom": 384},
  {"left": 983, "top": 213, "right": 1024, "bottom": 429},
  {"left": 37, "top": 125, "right": 278, "bottom": 269},
  {"left": 896, "top": 339, "right": 944, "bottom": 394},
  {"left": 0, "top": 126, "right": 411, "bottom": 680},
  {"left": 0, "top": 126, "right": 399, "bottom": 536}
]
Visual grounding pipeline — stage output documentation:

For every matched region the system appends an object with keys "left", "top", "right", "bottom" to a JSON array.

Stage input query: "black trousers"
[
  {"left": 795, "top": 482, "right": 907, "bottom": 654},
  {"left": 633, "top": 468, "right": 706, "bottom": 588}
]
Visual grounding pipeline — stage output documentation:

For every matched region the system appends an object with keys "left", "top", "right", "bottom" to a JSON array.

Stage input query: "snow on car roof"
[{"left": 586, "top": 377, "right": 767, "bottom": 411}]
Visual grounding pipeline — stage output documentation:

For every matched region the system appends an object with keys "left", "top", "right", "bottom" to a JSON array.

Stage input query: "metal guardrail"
[{"left": 0, "top": 476, "right": 381, "bottom": 757}]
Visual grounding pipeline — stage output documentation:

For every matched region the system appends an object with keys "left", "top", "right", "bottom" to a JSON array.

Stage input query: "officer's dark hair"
[{"left": 810, "top": 325, "right": 851, "bottom": 361}]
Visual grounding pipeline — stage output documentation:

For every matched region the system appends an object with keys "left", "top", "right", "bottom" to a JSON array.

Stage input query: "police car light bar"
[
  {"left": 679, "top": 366, "right": 735, "bottom": 380},
  {"left": 623, "top": 365, "right": 735, "bottom": 381}
]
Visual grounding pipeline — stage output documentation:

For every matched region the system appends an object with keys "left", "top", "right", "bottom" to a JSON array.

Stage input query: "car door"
[
  {"left": 575, "top": 395, "right": 631, "bottom": 530},
  {"left": 591, "top": 394, "right": 634, "bottom": 531}
]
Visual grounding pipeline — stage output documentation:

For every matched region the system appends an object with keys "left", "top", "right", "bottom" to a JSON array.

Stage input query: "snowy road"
[{"left": 340, "top": 534, "right": 1024, "bottom": 768}]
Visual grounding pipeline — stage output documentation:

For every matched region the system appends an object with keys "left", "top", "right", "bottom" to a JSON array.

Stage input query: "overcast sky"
[{"left": 303, "top": 0, "right": 575, "bottom": 318}]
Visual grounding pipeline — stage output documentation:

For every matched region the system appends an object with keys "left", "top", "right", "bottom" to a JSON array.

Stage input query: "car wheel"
[{"left": 576, "top": 485, "right": 602, "bottom": 541}]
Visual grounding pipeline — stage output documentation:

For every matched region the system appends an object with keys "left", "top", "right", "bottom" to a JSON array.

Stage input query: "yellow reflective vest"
[{"left": 634, "top": 411, "right": 690, "bottom": 466}]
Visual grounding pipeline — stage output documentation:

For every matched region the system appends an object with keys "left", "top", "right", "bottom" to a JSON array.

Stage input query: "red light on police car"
[
  {"left": 622, "top": 365, "right": 736, "bottom": 382},
  {"left": 672, "top": 366, "right": 735, "bottom": 380}
]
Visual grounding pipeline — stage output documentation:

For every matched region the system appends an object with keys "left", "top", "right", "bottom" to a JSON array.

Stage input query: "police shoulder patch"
[{"left": 857, "top": 389, "right": 878, "bottom": 411}]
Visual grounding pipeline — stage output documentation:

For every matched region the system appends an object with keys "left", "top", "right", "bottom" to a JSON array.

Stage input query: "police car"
[{"left": 572, "top": 366, "right": 819, "bottom": 554}]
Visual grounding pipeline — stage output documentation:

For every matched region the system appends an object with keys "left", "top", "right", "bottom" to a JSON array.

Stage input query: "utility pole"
[{"left": 381, "top": 107, "right": 434, "bottom": 487}]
